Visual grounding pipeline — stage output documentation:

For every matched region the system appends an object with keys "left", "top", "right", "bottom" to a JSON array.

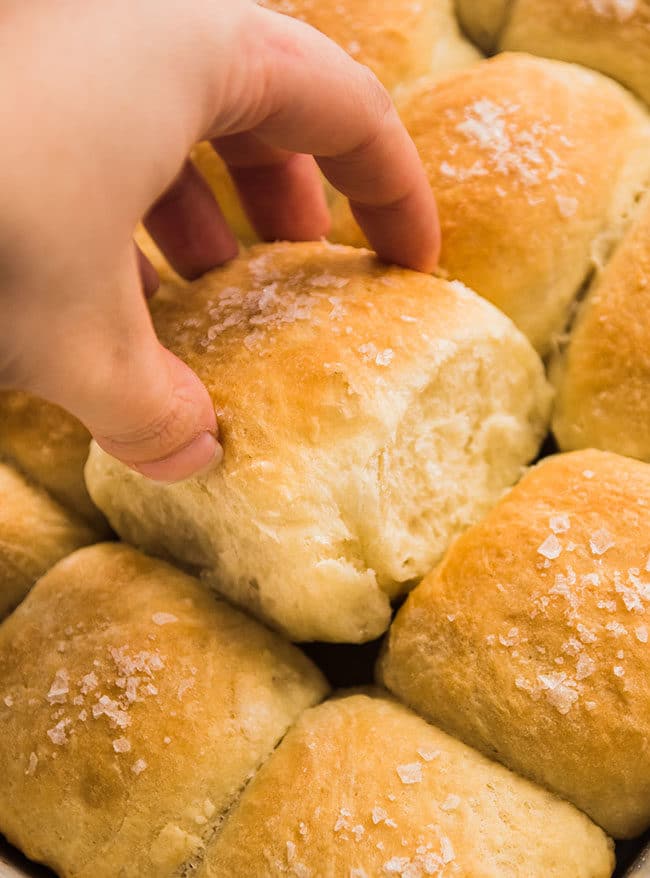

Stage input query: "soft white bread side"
[
  {"left": 0, "top": 543, "right": 327, "bottom": 878},
  {"left": 0, "top": 463, "right": 96, "bottom": 619},
  {"left": 196, "top": 693, "right": 614, "bottom": 878},
  {"left": 471, "top": 0, "right": 650, "bottom": 107},
  {"left": 85, "top": 241, "right": 550, "bottom": 643},
  {"left": 329, "top": 53, "right": 650, "bottom": 353},
  {"left": 551, "top": 192, "right": 650, "bottom": 459},
  {"left": 0, "top": 391, "right": 108, "bottom": 535},
  {"left": 380, "top": 450, "right": 650, "bottom": 839},
  {"left": 258, "top": 0, "right": 480, "bottom": 93}
]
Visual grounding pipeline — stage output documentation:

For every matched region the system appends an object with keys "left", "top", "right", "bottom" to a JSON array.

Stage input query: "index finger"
[{"left": 210, "top": 6, "right": 440, "bottom": 273}]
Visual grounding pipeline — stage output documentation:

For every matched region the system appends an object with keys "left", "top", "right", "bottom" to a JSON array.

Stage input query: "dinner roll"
[
  {"left": 196, "top": 692, "right": 613, "bottom": 877},
  {"left": 380, "top": 449, "right": 650, "bottom": 838},
  {"left": 329, "top": 53, "right": 650, "bottom": 353},
  {"left": 0, "top": 463, "right": 96, "bottom": 619},
  {"left": 85, "top": 241, "right": 550, "bottom": 643},
  {"left": 0, "top": 543, "right": 326, "bottom": 877},
  {"left": 551, "top": 192, "right": 650, "bottom": 459},
  {"left": 0, "top": 391, "right": 108, "bottom": 535},
  {"left": 461, "top": 0, "right": 650, "bottom": 107},
  {"left": 455, "top": 0, "right": 510, "bottom": 52},
  {"left": 258, "top": 0, "right": 480, "bottom": 93}
]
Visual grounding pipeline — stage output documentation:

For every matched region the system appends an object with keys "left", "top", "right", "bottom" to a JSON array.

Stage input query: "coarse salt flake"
[
  {"left": 397, "top": 762, "right": 423, "bottom": 784},
  {"left": 590, "top": 529, "right": 615, "bottom": 556},
  {"left": 152, "top": 612, "right": 178, "bottom": 626},
  {"left": 417, "top": 747, "right": 440, "bottom": 762},
  {"left": 46, "top": 669, "right": 70, "bottom": 705},
  {"left": 537, "top": 534, "right": 562, "bottom": 560},
  {"left": 549, "top": 514, "right": 570, "bottom": 534},
  {"left": 25, "top": 752, "right": 38, "bottom": 776},
  {"left": 112, "top": 737, "right": 131, "bottom": 753},
  {"left": 636, "top": 625, "right": 649, "bottom": 643},
  {"left": 131, "top": 758, "right": 147, "bottom": 774},
  {"left": 441, "top": 794, "right": 461, "bottom": 811}
]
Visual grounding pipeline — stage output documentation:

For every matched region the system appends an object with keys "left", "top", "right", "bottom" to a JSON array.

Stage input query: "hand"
[{"left": 0, "top": 0, "right": 439, "bottom": 481}]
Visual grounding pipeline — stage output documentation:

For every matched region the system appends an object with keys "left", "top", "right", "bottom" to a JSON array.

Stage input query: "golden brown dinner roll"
[
  {"left": 0, "top": 463, "right": 96, "bottom": 619},
  {"left": 85, "top": 241, "right": 550, "bottom": 643},
  {"left": 330, "top": 53, "right": 650, "bottom": 353},
  {"left": 196, "top": 692, "right": 613, "bottom": 877},
  {"left": 259, "top": 0, "right": 480, "bottom": 93},
  {"left": 381, "top": 449, "right": 650, "bottom": 838},
  {"left": 455, "top": 0, "right": 509, "bottom": 52},
  {"left": 462, "top": 0, "right": 650, "bottom": 107},
  {"left": 0, "top": 543, "right": 327, "bottom": 877},
  {"left": 0, "top": 391, "right": 108, "bottom": 535},
  {"left": 551, "top": 192, "right": 650, "bottom": 459}
]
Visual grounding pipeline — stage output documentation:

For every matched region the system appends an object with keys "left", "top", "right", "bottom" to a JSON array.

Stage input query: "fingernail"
[{"left": 131, "top": 432, "right": 223, "bottom": 483}]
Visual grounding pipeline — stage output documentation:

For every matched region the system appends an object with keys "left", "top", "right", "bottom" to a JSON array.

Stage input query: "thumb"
[{"left": 5, "top": 249, "right": 220, "bottom": 484}]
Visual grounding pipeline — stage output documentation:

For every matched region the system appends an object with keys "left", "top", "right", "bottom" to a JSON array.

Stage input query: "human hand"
[{"left": 0, "top": 0, "right": 439, "bottom": 481}]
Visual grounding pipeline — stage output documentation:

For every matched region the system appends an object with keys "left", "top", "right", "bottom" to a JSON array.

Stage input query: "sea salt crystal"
[
  {"left": 613, "top": 665, "right": 625, "bottom": 677},
  {"left": 25, "top": 752, "right": 38, "bottom": 776},
  {"left": 47, "top": 719, "right": 71, "bottom": 746},
  {"left": 375, "top": 349, "right": 394, "bottom": 367},
  {"left": 46, "top": 669, "right": 70, "bottom": 705},
  {"left": 383, "top": 857, "right": 410, "bottom": 874},
  {"left": 92, "top": 695, "right": 131, "bottom": 730},
  {"left": 537, "top": 534, "right": 562, "bottom": 560},
  {"left": 131, "top": 759, "right": 147, "bottom": 774},
  {"left": 606, "top": 621, "right": 627, "bottom": 638},
  {"left": 80, "top": 672, "right": 98, "bottom": 695},
  {"left": 440, "top": 794, "right": 461, "bottom": 811},
  {"left": 286, "top": 841, "right": 296, "bottom": 861},
  {"left": 636, "top": 625, "right": 648, "bottom": 643},
  {"left": 152, "top": 613, "right": 178, "bottom": 626},
  {"left": 440, "top": 837, "right": 455, "bottom": 863},
  {"left": 583, "top": 470, "right": 595, "bottom": 479},
  {"left": 575, "top": 654, "right": 596, "bottom": 680},
  {"left": 397, "top": 762, "right": 423, "bottom": 784},
  {"left": 112, "top": 737, "right": 131, "bottom": 753},
  {"left": 589, "top": 529, "right": 615, "bottom": 556},
  {"left": 587, "top": 0, "right": 637, "bottom": 22},
  {"left": 549, "top": 514, "right": 570, "bottom": 534},
  {"left": 537, "top": 672, "right": 579, "bottom": 714},
  {"left": 372, "top": 807, "right": 388, "bottom": 824},
  {"left": 556, "top": 195, "right": 578, "bottom": 218},
  {"left": 499, "top": 627, "right": 520, "bottom": 647},
  {"left": 351, "top": 825, "right": 365, "bottom": 840},
  {"left": 3, "top": 695, "right": 13, "bottom": 708},
  {"left": 417, "top": 747, "right": 440, "bottom": 762}
]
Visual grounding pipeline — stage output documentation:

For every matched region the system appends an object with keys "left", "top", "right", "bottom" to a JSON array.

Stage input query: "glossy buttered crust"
[
  {"left": 259, "top": 0, "right": 479, "bottom": 93},
  {"left": 463, "top": 0, "right": 650, "bottom": 107},
  {"left": 0, "top": 543, "right": 327, "bottom": 878},
  {"left": 380, "top": 449, "right": 650, "bottom": 838},
  {"left": 551, "top": 192, "right": 650, "bottom": 459},
  {"left": 0, "top": 391, "right": 108, "bottom": 534},
  {"left": 0, "top": 463, "right": 96, "bottom": 619},
  {"left": 197, "top": 693, "right": 613, "bottom": 878},
  {"left": 330, "top": 52, "right": 650, "bottom": 353},
  {"left": 85, "top": 241, "right": 550, "bottom": 643}
]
